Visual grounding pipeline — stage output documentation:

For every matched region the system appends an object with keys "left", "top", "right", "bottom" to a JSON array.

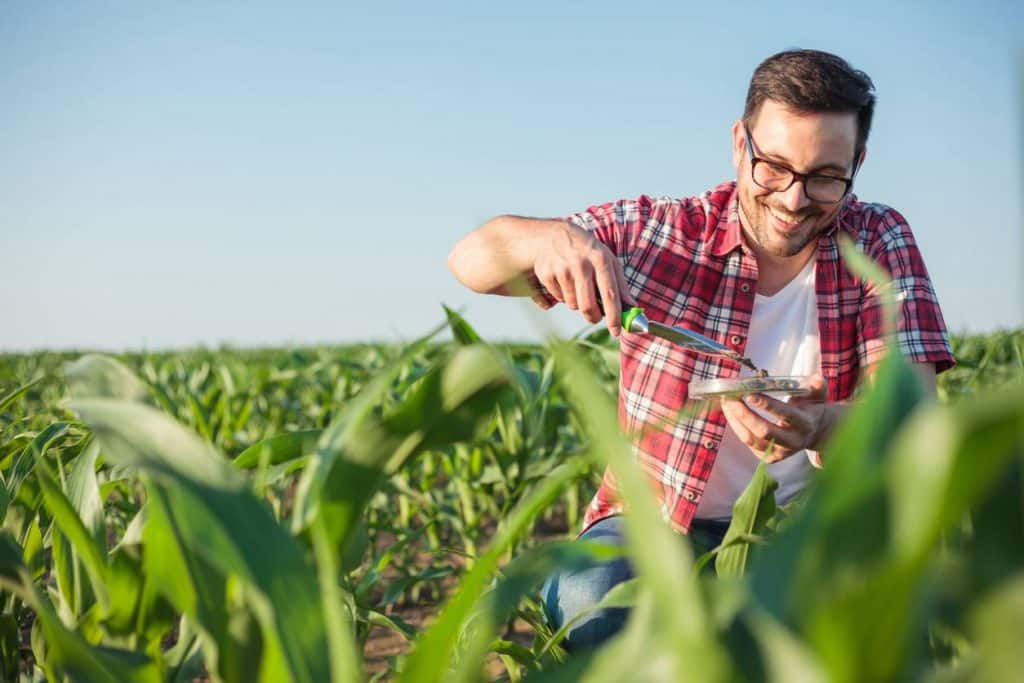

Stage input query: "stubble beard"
[{"left": 738, "top": 190, "right": 834, "bottom": 258}]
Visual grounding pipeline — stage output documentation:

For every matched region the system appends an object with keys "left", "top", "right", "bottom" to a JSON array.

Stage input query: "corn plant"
[{"left": 0, "top": 283, "right": 1021, "bottom": 682}]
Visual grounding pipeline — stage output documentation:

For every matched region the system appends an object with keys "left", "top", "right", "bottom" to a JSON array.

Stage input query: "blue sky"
[{"left": 2, "top": 1, "right": 1021, "bottom": 350}]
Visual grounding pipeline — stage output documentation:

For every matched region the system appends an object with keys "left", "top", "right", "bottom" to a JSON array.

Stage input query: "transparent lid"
[{"left": 688, "top": 375, "right": 816, "bottom": 400}]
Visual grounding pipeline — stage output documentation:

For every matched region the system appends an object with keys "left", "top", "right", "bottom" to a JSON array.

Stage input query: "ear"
[{"left": 731, "top": 119, "right": 746, "bottom": 171}]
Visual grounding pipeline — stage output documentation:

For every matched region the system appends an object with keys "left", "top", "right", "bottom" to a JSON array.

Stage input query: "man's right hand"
[
  {"left": 532, "top": 222, "right": 635, "bottom": 337},
  {"left": 448, "top": 216, "right": 635, "bottom": 337}
]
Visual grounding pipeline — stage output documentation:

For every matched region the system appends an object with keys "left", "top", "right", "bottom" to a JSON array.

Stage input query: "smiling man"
[{"left": 447, "top": 49, "right": 954, "bottom": 649}]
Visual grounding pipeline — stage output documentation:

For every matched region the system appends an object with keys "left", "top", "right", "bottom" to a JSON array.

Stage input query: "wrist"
[{"left": 808, "top": 401, "right": 852, "bottom": 452}]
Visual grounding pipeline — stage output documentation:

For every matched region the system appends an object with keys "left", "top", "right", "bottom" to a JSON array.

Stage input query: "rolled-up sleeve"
[{"left": 857, "top": 208, "right": 955, "bottom": 373}]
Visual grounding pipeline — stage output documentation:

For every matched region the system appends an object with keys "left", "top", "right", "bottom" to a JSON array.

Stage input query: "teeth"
[{"left": 768, "top": 206, "right": 803, "bottom": 225}]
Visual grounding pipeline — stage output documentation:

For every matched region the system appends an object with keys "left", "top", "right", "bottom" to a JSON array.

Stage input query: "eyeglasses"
[{"left": 743, "top": 124, "right": 858, "bottom": 204}]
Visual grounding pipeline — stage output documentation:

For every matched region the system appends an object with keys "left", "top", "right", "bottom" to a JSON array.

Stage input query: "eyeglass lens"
[{"left": 753, "top": 161, "right": 847, "bottom": 203}]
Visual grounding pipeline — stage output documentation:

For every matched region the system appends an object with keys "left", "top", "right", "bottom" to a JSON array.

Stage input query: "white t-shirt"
[{"left": 694, "top": 256, "right": 821, "bottom": 521}]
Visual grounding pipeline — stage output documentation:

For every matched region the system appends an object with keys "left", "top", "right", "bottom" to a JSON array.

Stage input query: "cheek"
[
  {"left": 737, "top": 178, "right": 769, "bottom": 205},
  {"left": 815, "top": 204, "right": 843, "bottom": 222}
]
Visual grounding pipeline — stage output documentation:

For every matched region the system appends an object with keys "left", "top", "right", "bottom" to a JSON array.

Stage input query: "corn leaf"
[
  {"left": 70, "top": 398, "right": 333, "bottom": 683},
  {"left": 716, "top": 463, "right": 777, "bottom": 577}
]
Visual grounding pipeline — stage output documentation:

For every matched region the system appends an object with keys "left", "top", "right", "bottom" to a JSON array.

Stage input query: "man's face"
[{"left": 731, "top": 99, "right": 862, "bottom": 259}]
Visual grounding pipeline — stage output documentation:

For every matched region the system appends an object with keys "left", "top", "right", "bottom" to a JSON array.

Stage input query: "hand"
[
  {"left": 533, "top": 222, "right": 635, "bottom": 336},
  {"left": 720, "top": 375, "right": 829, "bottom": 463}
]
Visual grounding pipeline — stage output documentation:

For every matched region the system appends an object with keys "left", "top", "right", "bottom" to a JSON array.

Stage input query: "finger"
[
  {"left": 594, "top": 259, "right": 622, "bottom": 336},
  {"left": 537, "top": 272, "right": 564, "bottom": 304},
  {"left": 559, "top": 269, "right": 578, "bottom": 310},
  {"left": 722, "top": 400, "right": 794, "bottom": 460},
  {"left": 722, "top": 399, "right": 765, "bottom": 451},
  {"left": 530, "top": 292, "right": 555, "bottom": 310},
  {"left": 724, "top": 397, "right": 803, "bottom": 451},
  {"left": 744, "top": 393, "right": 814, "bottom": 434},
  {"left": 722, "top": 399, "right": 775, "bottom": 453},
  {"left": 575, "top": 265, "right": 601, "bottom": 324},
  {"left": 613, "top": 257, "right": 636, "bottom": 306}
]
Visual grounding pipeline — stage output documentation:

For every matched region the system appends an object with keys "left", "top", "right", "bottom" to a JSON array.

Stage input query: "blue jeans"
[{"left": 540, "top": 515, "right": 729, "bottom": 651}]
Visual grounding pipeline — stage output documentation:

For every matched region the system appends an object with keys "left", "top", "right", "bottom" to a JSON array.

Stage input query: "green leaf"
[
  {"left": 749, "top": 351, "right": 926, "bottom": 621},
  {"left": 965, "top": 572, "right": 1024, "bottom": 682},
  {"left": 66, "top": 440, "right": 105, "bottom": 550},
  {"left": 745, "top": 607, "right": 827, "bottom": 683},
  {"left": 443, "top": 304, "right": 485, "bottom": 345},
  {"left": 6, "top": 422, "right": 70, "bottom": 503},
  {"left": 836, "top": 233, "right": 899, "bottom": 336},
  {"left": 0, "top": 614, "right": 20, "bottom": 682},
  {"left": 399, "top": 457, "right": 588, "bottom": 683},
  {"left": 292, "top": 321, "right": 445, "bottom": 533},
  {"left": 233, "top": 429, "right": 322, "bottom": 469},
  {"left": 65, "top": 354, "right": 153, "bottom": 403},
  {"left": 140, "top": 485, "right": 231, "bottom": 675},
  {"left": 716, "top": 464, "right": 777, "bottom": 577},
  {"left": 0, "top": 530, "right": 160, "bottom": 683},
  {"left": 382, "top": 345, "right": 513, "bottom": 455},
  {"left": 36, "top": 466, "right": 110, "bottom": 616},
  {"left": 70, "top": 398, "right": 333, "bottom": 683},
  {"left": 0, "top": 376, "right": 42, "bottom": 415},
  {"left": 311, "top": 345, "right": 513, "bottom": 561},
  {"left": 887, "top": 383, "right": 1024, "bottom": 563},
  {"left": 549, "top": 339, "right": 734, "bottom": 681},
  {"left": 311, "top": 518, "right": 361, "bottom": 683}
]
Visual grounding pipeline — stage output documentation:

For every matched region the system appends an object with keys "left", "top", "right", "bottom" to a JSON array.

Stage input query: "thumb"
[{"left": 791, "top": 374, "right": 827, "bottom": 405}]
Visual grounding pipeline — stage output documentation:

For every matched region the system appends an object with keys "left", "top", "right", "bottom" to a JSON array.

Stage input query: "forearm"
[{"left": 447, "top": 216, "right": 568, "bottom": 295}]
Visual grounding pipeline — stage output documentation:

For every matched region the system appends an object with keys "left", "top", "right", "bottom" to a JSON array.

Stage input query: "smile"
[{"left": 767, "top": 205, "right": 806, "bottom": 229}]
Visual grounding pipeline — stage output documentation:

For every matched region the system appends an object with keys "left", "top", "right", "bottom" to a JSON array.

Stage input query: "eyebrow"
[{"left": 760, "top": 150, "right": 849, "bottom": 175}]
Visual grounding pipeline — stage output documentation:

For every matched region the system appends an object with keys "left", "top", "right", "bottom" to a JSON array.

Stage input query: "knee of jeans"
[{"left": 541, "top": 559, "right": 632, "bottom": 650}]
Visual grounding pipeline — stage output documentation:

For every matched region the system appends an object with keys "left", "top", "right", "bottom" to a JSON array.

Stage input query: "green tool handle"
[
  {"left": 596, "top": 296, "right": 645, "bottom": 333},
  {"left": 621, "top": 306, "right": 644, "bottom": 333}
]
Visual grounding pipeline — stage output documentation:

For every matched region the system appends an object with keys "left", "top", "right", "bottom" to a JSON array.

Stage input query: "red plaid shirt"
[{"left": 534, "top": 181, "right": 954, "bottom": 533}]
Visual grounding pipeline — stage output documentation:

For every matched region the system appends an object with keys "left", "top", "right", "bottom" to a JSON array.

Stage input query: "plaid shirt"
[{"left": 533, "top": 181, "right": 954, "bottom": 534}]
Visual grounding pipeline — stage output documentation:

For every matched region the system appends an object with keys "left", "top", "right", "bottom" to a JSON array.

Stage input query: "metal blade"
[{"left": 646, "top": 321, "right": 761, "bottom": 373}]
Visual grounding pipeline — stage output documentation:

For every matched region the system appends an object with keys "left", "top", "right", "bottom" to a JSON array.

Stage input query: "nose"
[{"left": 779, "top": 179, "right": 812, "bottom": 213}]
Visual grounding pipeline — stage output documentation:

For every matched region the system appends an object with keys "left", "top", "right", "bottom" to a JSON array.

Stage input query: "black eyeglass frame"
[{"left": 743, "top": 124, "right": 860, "bottom": 204}]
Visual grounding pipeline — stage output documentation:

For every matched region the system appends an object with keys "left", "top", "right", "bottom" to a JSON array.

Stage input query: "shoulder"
[
  {"left": 644, "top": 180, "right": 737, "bottom": 238},
  {"left": 570, "top": 182, "right": 735, "bottom": 249},
  {"left": 839, "top": 195, "right": 920, "bottom": 257}
]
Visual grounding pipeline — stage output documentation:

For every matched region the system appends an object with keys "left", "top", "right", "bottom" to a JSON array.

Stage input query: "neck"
[
  {"left": 738, "top": 203, "right": 818, "bottom": 297},
  {"left": 753, "top": 244, "right": 817, "bottom": 296}
]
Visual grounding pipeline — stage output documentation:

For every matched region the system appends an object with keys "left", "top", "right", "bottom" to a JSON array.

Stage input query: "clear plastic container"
[{"left": 688, "top": 375, "right": 816, "bottom": 400}]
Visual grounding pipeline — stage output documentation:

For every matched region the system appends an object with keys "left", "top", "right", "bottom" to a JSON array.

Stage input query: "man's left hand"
[{"left": 720, "top": 375, "right": 830, "bottom": 464}]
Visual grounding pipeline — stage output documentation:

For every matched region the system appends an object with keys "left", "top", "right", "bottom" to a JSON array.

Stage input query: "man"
[{"left": 447, "top": 49, "right": 954, "bottom": 649}]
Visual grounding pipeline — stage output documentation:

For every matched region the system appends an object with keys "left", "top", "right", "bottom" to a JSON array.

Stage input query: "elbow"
[
  {"left": 447, "top": 227, "right": 489, "bottom": 294},
  {"left": 447, "top": 237, "right": 471, "bottom": 289}
]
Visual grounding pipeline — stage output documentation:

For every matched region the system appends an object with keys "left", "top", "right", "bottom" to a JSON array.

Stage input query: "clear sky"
[{"left": 2, "top": 1, "right": 1022, "bottom": 351}]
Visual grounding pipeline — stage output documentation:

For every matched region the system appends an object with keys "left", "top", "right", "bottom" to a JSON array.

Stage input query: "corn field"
[{"left": 1, "top": 297, "right": 1022, "bottom": 682}]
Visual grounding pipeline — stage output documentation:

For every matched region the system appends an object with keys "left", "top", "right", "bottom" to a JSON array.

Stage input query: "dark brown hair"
[{"left": 743, "top": 49, "right": 876, "bottom": 156}]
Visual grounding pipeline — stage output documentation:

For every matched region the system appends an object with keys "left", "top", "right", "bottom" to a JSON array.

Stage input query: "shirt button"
[
  {"left": 703, "top": 439, "right": 716, "bottom": 450},
  {"left": 740, "top": 283, "right": 751, "bottom": 293},
  {"left": 684, "top": 490, "right": 697, "bottom": 502},
  {"left": 730, "top": 334, "right": 743, "bottom": 346}
]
